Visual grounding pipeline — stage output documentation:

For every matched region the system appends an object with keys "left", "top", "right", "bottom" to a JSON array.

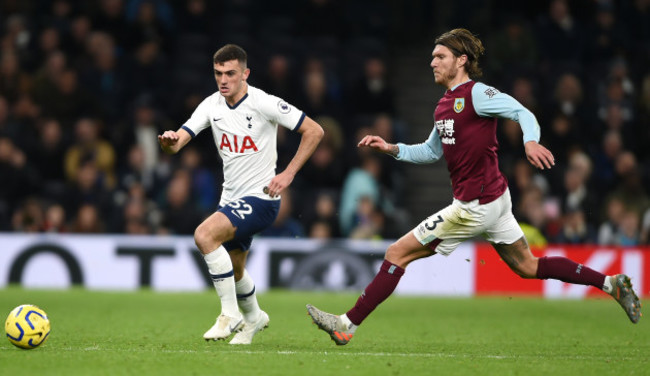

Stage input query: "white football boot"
[
  {"left": 229, "top": 311, "right": 270, "bottom": 345},
  {"left": 203, "top": 314, "right": 244, "bottom": 341}
]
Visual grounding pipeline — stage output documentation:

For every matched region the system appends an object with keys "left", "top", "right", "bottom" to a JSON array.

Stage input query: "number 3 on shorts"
[{"left": 228, "top": 199, "right": 253, "bottom": 219}]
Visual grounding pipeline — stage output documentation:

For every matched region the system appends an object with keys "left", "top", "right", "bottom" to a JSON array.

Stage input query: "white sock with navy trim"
[
  {"left": 235, "top": 269, "right": 261, "bottom": 322},
  {"left": 204, "top": 246, "right": 240, "bottom": 318}
]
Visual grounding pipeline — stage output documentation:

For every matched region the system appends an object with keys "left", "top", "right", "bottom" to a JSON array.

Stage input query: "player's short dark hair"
[
  {"left": 213, "top": 44, "right": 247, "bottom": 67},
  {"left": 435, "top": 28, "right": 485, "bottom": 79}
]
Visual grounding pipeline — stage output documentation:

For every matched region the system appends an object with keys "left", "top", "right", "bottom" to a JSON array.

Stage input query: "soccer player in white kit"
[{"left": 158, "top": 44, "right": 323, "bottom": 344}]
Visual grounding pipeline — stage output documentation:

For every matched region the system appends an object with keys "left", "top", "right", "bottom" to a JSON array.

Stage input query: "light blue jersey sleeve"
[
  {"left": 472, "top": 82, "right": 540, "bottom": 144},
  {"left": 394, "top": 126, "right": 444, "bottom": 164}
]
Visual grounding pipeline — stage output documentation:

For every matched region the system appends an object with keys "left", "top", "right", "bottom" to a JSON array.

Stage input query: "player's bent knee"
[
  {"left": 194, "top": 225, "right": 216, "bottom": 254},
  {"left": 385, "top": 242, "right": 414, "bottom": 267}
]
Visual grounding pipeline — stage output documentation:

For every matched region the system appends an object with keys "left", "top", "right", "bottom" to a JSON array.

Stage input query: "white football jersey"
[{"left": 182, "top": 85, "right": 305, "bottom": 206}]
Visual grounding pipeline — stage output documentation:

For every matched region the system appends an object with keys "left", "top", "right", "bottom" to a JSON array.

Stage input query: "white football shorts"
[{"left": 413, "top": 188, "right": 523, "bottom": 256}]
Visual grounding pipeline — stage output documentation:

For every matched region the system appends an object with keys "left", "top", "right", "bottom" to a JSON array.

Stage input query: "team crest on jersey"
[
  {"left": 453, "top": 98, "right": 465, "bottom": 113},
  {"left": 277, "top": 100, "right": 291, "bottom": 114}
]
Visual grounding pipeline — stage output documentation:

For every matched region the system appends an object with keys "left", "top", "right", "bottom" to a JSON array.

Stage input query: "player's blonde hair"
[{"left": 435, "top": 28, "right": 485, "bottom": 79}]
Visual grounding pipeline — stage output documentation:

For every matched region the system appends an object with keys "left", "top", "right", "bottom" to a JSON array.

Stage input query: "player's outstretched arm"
[
  {"left": 358, "top": 135, "right": 399, "bottom": 157},
  {"left": 158, "top": 128, "right": 192, "bottom": 154},
  {"left": 266, "top": 116, "right": 324, "bottom": 198},
  {"left": 524, "top": 141, "right": 555, "bottom": 170}
]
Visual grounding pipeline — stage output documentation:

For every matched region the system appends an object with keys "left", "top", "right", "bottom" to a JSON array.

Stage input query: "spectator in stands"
[
  {"left": 31, "top": 50, "right": 67, "bottom": 105},
  {"left": 66, "top": 14, "right": 93, "bottom": 63},
  {"left": 11, "top": 197, "right": 44, "bottom": 233},
  {"left": 40, "top": 68, "right": 97, "bottom": 127},
  {"left": 0, "top": 136, "right": 40, "bottom": 218},
  {"left": 592, "top": 130, "right": 623, "bottom": 198},
  {"left": 2, "top": 15, "right": 32, "bottom": 67},
  {"left": 296, "top": 58, "right": 342, "bottom": 121},
  {"left": 63, "top": 159, "right": 114, "bottom": 218},
  {"left": 258, "top": 53, "right": 298, "bottom": 103},
  {"left": 179, "top": 145, "right": 218, "bottom": 214},
  {"left": 305, "top": 190, "right": 340, "bottom": 239},
  {"left": 28, "top": 117, "right": 68, "bottom": 193},
  {"left": 126, "top": 39, "right": 170, "bottom": 102},
  {"left": 548, "top": 73, "right": 590, "bottom": 132},
  {"left": 486, "top": 16, "right": 538, "bottom": 83},
  {"left": 34, "top": 27, "right": 63, "bottom": 66},
  {"left": 118, "top": 144, "right": 156, "bottom": 195},
  {"left": 298, "top": 116, "right": 346, "bottom": 192},
  {"left": 64, "top": 117, "right": 116, "bottom": 189},
  {"left": 175, "top": 0, "right": 212, "bottom": 35},
  {"left": 42, "top": 203, "right": 67, "bottom": 233},
  {"left": 0, "top": 95, "right": 21, "bottom": 141},
  {"left": 611, "top": 151, "right": 649, "bottom": 211},
  {"left": 350, "top": 57, "right": 395, "bottom": 116},
  {"left": 0, "top": 51, "right": 31, "bottom": 104},
  {"left": 510, "top": 76, "right": 540, "bottom": 119},
  {"left": 598, "top": 195, "right": 626, "bottom": 245},
  {"left": 159, "top": 169, "right": 203, "bottom": 235},
  {"left": 295, "top": 0, "right": 347, "bottom": 40},
  {"left": 509, "top": 158, "right": 549, "bottom": 213},
  {"left": 79, "top": 31, "right": 127, "bottom": 121},
  {"left": 70, "top": 203, "right": 104, "bottom": 233},
  {"left": 348, "top": 196, "right": 386, "bottom": 240},
  {"left": 92, "top": 0, "right": 130, "bottom": 51},
  {"left": 641, "top": 207, "right": 650, "bottom": 245},
  {"left": 560, "top": 150, "right": 599, "bottom": 225},
  {"left": 555, "top": 207, "right": 597, "bottom": 244},
  {"left": 584, "top": 2, "right": 627, "bottom": 64},
  {"left": 616, "top": 210, "right": 641, "bottom": 246},
  {"left": 516, "top": 185, "right": 549, "bottom": 247},
  {"left": 119, "top": 196, "right": 151, "bottom": 234},
  {"left": 536, "top": 0, "right": 584, "bottom": 74},
  {"left": 542, "top": 113, "right": 580, "bottom": 168},
  {"left": 339, "top": 153, "right": 393, "bottom": 236},
  {"left": 309, "top": 220, "right": 333, "bottom": 239},
  {"left": 125, "top": 0, "right": 173, "bottom": 52}
]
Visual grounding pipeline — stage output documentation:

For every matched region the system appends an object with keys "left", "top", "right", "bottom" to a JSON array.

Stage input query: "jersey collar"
[
  {"left": 226, "top": 93, "right": 248, "bottom": 109},
  {"left": 449, "top": 79, "right": 473, "bottom": 92}
]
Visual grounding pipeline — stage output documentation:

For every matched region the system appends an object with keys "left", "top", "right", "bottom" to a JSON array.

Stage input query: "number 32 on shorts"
[{"left": 228, "top": 199, "right": 253, "bottom": 219}]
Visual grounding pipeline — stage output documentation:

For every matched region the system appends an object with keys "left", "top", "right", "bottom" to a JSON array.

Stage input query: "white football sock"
[
  {"left": 235, "top": 269, "right": 261, "bottom": 322},
  {"left": 340, "top": 314, "right": 358, "bottom": 332},
  {"left": 204, "top": 246, "right": 240, "bottom": 318},
  {"left": 602, "top": 275, "right": 614, "bottom": 294}
]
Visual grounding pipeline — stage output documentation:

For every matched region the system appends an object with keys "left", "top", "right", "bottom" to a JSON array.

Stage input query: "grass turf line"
[{"left": 0, "top": 287, "right": 647, "bottom": 375}]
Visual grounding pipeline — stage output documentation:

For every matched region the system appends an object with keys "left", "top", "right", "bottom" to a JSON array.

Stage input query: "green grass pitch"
[{"left": 1, "top": 287, "right": 647, "bottom": 375}]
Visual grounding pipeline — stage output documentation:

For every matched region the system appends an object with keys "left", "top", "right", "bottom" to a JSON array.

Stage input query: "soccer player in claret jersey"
[
  {"left": 159, "top": 44, "right": 323, "bottom": 344},
  {"left": 306, "top": 29, "right": 641, "bottom": 346}
]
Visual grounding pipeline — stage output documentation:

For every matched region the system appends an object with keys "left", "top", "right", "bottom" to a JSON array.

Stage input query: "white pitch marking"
[{"left": 0, "top": 345, "right": 632, "bottom": 361}]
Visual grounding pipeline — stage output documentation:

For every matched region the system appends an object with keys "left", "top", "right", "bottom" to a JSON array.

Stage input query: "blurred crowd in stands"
[{"left": 0, "top": 0, "right": 649, "bottom": 246}]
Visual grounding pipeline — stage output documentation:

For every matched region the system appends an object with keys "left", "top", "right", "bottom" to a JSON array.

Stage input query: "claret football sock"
[
  {"left": 204, "top": 246, "right": 240, "bottom": 318},
  {"left": 536, "top": 256, "right": 606, "bottom": 289},
  {"left": 346, "top": 260, "right": 405, "bottom": 326},
  {"left": 235, "top": 269, "right": 262, "bottom": 322}
]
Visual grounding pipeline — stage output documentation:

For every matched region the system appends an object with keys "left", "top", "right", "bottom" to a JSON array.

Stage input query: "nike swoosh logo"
[
  {"left": 213, "top": 118, "right": 222, "bottom": 122},
  {"left": 229, "top": 319, "right": 243, "bottom": 331}
]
